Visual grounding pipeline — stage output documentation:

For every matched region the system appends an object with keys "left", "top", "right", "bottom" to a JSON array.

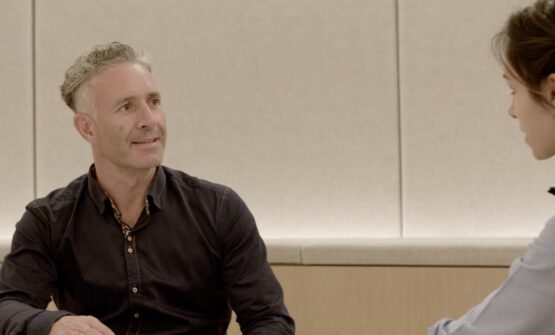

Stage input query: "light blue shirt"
[{"left": 429, "top": 215, "right": 555, "bottom": 335}]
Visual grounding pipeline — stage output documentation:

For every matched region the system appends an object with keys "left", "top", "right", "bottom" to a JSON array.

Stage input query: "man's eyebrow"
[
  {"left": 114, "top": 97, "right": 133, "bottom": 105},
  {"left": 113, "top": 92, "right": 161, "bottom": 106}
]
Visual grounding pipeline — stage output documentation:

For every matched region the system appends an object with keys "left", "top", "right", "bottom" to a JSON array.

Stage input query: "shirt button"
[
  {"left": 134, "top": 313, "right": 140, "bottom": 319},
  {"left": 127, "top": 236, "right": 133, "bottom": 242},
  {"left": 132, "top": 287, "right": 138, "bottom": 294},
  {"left": 127, "top": 247, "right": 134, "bottom": 254}
]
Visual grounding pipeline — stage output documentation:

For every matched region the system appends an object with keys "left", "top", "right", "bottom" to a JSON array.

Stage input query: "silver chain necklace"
[{"left": 107, "top": 195, "right": 150, "bottom": 237}]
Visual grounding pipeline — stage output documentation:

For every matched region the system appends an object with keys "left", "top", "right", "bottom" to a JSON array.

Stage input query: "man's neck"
[{"left": 94, "top": 163, "right": 157, "bottom": 226}]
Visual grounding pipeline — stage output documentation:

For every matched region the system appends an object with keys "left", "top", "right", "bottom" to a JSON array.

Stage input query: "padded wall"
[
  {"left": 34, "top": 0, "right": 400, "bottom": 238},
  {"left": 0, "top": 0, "right": 33, "bottom": 238},
  {"left": 399, "top": 0, "right": 555, "bottom": 237},
  {"left": 2, "top": 0, "right": 553, "bottom": 239}
]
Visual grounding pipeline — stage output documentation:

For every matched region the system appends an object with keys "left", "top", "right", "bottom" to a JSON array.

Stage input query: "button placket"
[
  {"left": 107, "top": 194, "right": 149, "bottom": 332},
  {"left": 126, "top": 234, "right": 138, "bottom": 294},
  {"left": 123, "top": 231, "right": 142, "bottom": 330}
]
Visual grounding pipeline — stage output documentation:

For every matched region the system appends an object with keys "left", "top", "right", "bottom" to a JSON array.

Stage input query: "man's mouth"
[{"left": 132, "top": 137, "right": 159, "bottom": 144}]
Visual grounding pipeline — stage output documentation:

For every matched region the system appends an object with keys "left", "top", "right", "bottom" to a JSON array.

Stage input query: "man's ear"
[{"left": 73, "top": 113, "right": 95, "bottom": 143}]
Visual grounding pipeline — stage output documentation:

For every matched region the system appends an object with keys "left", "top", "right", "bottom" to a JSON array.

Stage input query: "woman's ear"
[
  {"left": 545, "top": 73, "right": 555, "bottom": 105},
  {"left": 73, "top": 113, "right": 95, "bottom": 143}
]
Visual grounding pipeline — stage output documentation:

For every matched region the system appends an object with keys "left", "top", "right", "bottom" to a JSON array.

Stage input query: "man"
[{"left": 0, "top": 42, "right": 294, "bottom": 335}]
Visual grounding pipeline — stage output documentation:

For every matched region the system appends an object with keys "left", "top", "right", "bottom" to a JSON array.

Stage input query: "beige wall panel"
[
  {"left": 35, "top": 0, "right": 400, "bottom": 238},
  {"left": 255, "top": 265, "right": 507, "bottom": 335},
  {"left": 0, "top": 1, "right": 33, "bottom": 238},
  {"left": 399, "top": 0, "right": 555, "bottom": 237}
]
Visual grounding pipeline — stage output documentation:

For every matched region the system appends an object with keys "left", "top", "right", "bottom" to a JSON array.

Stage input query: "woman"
[{"left": 429, "top": 0, "right": 555, "bottom": 334}]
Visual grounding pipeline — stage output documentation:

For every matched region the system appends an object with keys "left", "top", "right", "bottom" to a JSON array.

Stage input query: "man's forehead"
[
  {"left": 89, "top": 62, "right": 153, "bottom": 83},
  {"left": 85, "top": 63, "right": 159, "bottom": 100}
]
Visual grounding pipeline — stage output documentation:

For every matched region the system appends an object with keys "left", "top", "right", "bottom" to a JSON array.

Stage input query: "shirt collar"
[
  {"left": 87, "top": 165, "right": 165, "bottom": 214},
  {"left": 148, "top": 166, "right": 164, "bottom": 210}
]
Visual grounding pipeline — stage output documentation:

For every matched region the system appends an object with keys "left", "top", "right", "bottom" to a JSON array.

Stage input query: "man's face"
[{"left": 78, "top": 62, "right": 167, "bottom": 173}]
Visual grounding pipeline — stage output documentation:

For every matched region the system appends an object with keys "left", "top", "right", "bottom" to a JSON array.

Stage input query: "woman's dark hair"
[{"left": 493, "top": 0, "right": 555, "bottom": 101}]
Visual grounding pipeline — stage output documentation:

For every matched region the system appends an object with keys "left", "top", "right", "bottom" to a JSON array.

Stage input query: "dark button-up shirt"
[{"left": 0, "top": 166, "right": 294, "bottom": 334}]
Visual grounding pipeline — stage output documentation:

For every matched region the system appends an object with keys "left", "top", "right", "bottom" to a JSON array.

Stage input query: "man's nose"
[{"left": 137, "top": 102, "right": 156, "bottom": 128}]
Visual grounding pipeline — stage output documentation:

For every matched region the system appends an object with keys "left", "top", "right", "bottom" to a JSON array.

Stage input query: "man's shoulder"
[
  {"left": 26, "top": 174, "right": 88, "bottom": 219},
  {"left": 161, "top": 166, "right": 252, "bottom": 228},
  {"left": 161, "top": 165, "right": 234, "bottom": 196}
]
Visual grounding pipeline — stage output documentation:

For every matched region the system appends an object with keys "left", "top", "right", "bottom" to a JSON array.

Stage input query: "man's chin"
[{"left": 132, "top": 156, "right": 164, "bottom": 170}]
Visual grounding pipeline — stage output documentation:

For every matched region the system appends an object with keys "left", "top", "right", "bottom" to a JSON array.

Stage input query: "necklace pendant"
[{"left": 123, "top": 226, "right": 131, "bottom": 238}]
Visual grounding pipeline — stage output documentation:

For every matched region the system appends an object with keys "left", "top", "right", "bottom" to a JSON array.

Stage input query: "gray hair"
[{"left": 60, "top": 41, "right": 151, "bottom": 113}]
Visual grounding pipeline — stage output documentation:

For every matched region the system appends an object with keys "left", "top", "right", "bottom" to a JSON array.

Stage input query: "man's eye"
[
  {"left": 118, "top": 103, "right": 132, "bottom": 112},
  {"left": 150, "top": 98, "right": 161, "bottom": 107}
]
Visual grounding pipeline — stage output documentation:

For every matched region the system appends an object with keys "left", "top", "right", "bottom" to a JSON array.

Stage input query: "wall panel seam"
[
  {"left": 31, "top": 0, "right": 37, "bottom": 199},
  {"left": 395, "top": 0, "right": 404, "bottom": 237}
]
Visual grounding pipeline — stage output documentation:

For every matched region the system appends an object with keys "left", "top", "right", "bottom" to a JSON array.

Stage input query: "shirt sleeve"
[
  {"left": 428, "top": 215, "right": 555, "bottom": 335},
  {"left": 0, "top": 209, "right": 71, "bottom": 334},
  {"left": 219, "top": 188, "right": 295, "bottom": 335}
]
